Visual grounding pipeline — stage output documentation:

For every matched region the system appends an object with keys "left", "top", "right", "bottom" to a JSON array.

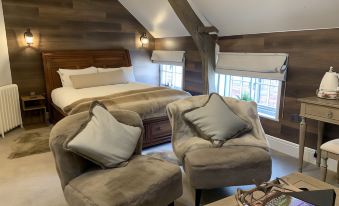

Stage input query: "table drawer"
[
  {"left": 305, "top": 104, "right": 339, "bottom": 121},
  {"left": 149, "top": 120, "right": 172, "bottom": 138}
]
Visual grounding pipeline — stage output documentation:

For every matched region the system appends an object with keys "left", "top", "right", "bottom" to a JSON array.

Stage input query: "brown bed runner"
[{"left": 64, "top": 87, "right": 191, "bottom": 119}]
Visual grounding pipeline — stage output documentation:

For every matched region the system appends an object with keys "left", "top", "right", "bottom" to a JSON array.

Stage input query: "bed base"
[{"left": 49, "top": 102, "right": 172, "bottom": 148}]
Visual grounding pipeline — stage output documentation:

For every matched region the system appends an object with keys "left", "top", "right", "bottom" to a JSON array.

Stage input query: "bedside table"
[{"left": 21, "top": 95, "right": 46, "bottom": 124}]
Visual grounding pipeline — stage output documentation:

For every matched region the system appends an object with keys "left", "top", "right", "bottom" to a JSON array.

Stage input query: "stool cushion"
[
  {"left": 64, "top": 155, "right": 182, "bottom": 206},
  {"left": 183, "top": 146, "right": 272, "bottom": 189},
  {"left": 321, "top": 139, "right": 339, "bottom": 154}
]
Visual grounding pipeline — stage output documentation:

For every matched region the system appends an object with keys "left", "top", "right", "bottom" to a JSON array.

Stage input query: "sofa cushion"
[
  {"left": 65, "top": 101, "right": 142, "bottom": 168},
  {"left": 184, "top": 146, "right": 272, "bottom": 189},
  {"left": 183, "top": 93, "right": 252, "bottom": 147},
  {"left": 63, "top": 155, "right": 182, "bottom": 206}
]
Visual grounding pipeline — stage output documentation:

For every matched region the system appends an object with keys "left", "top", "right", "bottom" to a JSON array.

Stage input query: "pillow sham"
[
  {"left": 98, "top": 66, "right": 136, "bottom": 82},
  {"left": 69, "top": 69, "right": 128, "bottom": 89},
  {"left": 64, "top": 102, "right": 142, "bottom": 168},
  {"left": 120, "top": 66, "right": 136, "bottom": 82},
  {"left": 57, "top": 67, "right": 97, "bottom": 87},
  {"left": 97, "top": 67, "right": 120, "bottom": 73},
  {"left": 183, "top": 93, "right": 252, "bottom": 147}
]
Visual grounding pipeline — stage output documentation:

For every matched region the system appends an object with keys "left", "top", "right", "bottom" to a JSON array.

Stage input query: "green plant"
[{"left": 236, "top": 92, "right": 254, "bottom": 102}]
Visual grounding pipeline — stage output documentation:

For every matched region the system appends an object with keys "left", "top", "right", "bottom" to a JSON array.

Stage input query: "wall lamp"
[
  {"left": 140, "top": 33, "right": 149, "bottom": 47},
  {"left": 24, "top": 28, "right": 33, "bottom": 46}
]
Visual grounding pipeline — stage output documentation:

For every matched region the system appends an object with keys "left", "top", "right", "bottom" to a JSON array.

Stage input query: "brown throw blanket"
[{"left": 64, "top": 87, "right": 191, "bottom": 119}]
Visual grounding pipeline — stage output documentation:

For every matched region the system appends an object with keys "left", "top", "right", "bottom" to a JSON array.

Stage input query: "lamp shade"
[
  {"left": 140, "top": 33, "right": 149, "bottom": 45},
  {"left": 24, "top": 28, "right": 33, "bottom": 46}
]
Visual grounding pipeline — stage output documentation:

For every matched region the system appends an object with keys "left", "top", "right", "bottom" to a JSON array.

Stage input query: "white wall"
[
  {"left": 119, "top": 0, "right": 189, "bottom": 38},
  {"left": 0, "top": 0, "right": 11, "bottom": 87},
  {"left": 121, "top": 0, "right": 339, "bottom": 38}
]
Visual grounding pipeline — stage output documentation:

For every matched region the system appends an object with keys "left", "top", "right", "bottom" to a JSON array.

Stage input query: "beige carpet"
[
  {"left": 147, "top": 151, "right": 182, "bottom": 165},
  {"left": 8, "top": 127, "right": 51, "bottom": 159},
  {"left": 1, "top": 127, "right": 338, "bottom": 206}
]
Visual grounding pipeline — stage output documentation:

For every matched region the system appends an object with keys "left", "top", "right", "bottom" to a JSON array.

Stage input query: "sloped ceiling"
[
  {"left": 120, "top": 0, "right": 339, "bottom": 38},
  {"left": 119, "top": 0, "right": 189, "bottom": 38}
]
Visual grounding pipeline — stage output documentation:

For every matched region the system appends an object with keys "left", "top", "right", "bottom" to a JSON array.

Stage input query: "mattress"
[{"left": 51, "top": 82, "right": 152, "bottom": 110}]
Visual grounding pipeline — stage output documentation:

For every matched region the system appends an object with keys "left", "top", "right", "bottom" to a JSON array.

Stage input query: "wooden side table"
[
  {"left": 21, "top": 95, "right": 46, "bottom": 125},
  {"left": 298, "top": 97, "right": 339, "bottom": 172}
]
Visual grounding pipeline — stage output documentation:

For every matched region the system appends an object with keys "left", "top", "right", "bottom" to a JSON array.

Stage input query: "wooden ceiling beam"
[
  {"left": 198, "top": 26, "right": 219, "bottom": 34},
  {"left": 168, "top": 0, "right": 217, "bottom": 94}
]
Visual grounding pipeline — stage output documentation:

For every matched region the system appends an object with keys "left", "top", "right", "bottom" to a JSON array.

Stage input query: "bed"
[{"left": 42, "top": 49, "right": 191, "bottom": 147}]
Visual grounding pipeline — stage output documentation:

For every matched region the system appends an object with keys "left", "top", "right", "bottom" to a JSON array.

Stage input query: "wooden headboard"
[{"left": 42, "top": 49, "right": 131, "bottom": 102}]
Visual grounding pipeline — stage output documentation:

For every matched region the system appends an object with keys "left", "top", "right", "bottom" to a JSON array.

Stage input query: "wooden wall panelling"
[
  {"left": 218, "top": 29, "right": 339, "bottom": 148},
  {"left": 2, "top": 0, "right": 155, "bottom": 96},
  {"left": 156, "top": 29, "right": 339, "bottom": 148}
]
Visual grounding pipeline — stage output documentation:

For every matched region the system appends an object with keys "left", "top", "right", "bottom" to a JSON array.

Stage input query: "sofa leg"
[
  {"left": 168, "top": 202, "right": 174, "bottom": 206},
  {"left": 195, "top": 189, "right": 202, "bottom": 206}
]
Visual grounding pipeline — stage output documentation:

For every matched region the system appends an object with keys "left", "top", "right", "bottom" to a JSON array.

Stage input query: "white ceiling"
[
  {"left": 120, "top": 0, "right": 339, "bottom": 38},
  {"left": 119, "top": 0, "right": 189, "bottom": 38}
]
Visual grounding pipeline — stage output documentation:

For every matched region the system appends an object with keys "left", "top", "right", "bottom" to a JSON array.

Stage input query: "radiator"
[{"left": 0, "top": 84, "right": 23, "bottom": 138}]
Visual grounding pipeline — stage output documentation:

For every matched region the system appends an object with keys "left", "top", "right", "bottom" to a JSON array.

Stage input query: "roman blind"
[
  {"left": 216, "top": 53, "right": 288, "bottom": 81},
  {"left": 151, "top": 50, "right": 185, "bottom": 66}
]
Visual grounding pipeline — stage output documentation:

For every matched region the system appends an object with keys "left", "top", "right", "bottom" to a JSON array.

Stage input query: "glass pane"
[
  {"left": 214, "top": 73, "right": 281, "bottom": 120},
  {"left": 243, "top": 77, "right": 251, "bottom": 82},
  {"left": 160, "top": 64, "right": 183, "bottom": 89},
  {"left": 268, "top": 86, "right": 278, "bottom": 107},
  {"left": 230, "top": 80, "right": 241, "bottom": 98},
  {"left": 258, "top": 85, "right": 268, "bottom": 105},
  {"left": 219, "top": 74, "right": 226, "bottom": 96}
]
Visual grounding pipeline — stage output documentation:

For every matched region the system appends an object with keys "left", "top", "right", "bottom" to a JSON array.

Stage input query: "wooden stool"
[{"left": 320, "top": 139, "right": 339, "bottom": 183}]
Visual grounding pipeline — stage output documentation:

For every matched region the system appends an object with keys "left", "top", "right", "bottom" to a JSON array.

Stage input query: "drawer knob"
[{"left": 327, "top": 111, "right": 333, "bottom": 118}]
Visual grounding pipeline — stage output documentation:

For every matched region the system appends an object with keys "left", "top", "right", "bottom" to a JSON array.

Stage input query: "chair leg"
[
  {"left": 195, "top": 189, "right": 202, "bottom": 206},
  {"left": 337, "top": 160, "right": 339, "bottom": 184},
  {"left": 321, "top": 153, "right": 328, "bottom": 182},
  {"left": 168, "top": 202, "right": 174, "bottom": 206}
]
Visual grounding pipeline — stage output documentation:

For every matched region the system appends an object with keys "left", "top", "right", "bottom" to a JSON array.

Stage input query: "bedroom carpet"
[
  {"left": 147, "top": 151, "right": 181, "bottom": 165},
  {"left": 0, "top": 127, "right": 338, "bottom": 206},
  {"left": 8, "top": 127, "right": 52, "bottom": 159}
]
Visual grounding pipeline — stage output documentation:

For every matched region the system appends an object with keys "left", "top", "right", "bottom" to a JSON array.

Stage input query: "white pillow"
[
  {"left": 97, "top": 67, "right": 120, "bottom": 73},
  {"left": 65, "top": 102, "right": 141, "bottom": 168},
  {"left": 98, "top": 66, "right": 136, "bottom": 82},
  {"left": 120, "top": 66, "right": 136, "bottom": 82},
  {"left": 57, "top": 67, "right": 97, "bottom": 87}
]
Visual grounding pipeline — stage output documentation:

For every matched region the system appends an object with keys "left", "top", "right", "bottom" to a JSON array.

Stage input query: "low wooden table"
[{"left": 207, "top": 173, "right": 338, "bottom": 206}]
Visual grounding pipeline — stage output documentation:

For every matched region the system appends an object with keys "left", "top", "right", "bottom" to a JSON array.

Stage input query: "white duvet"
[{"left": 51, "top": 83, "right": 153, "bottom": 110}]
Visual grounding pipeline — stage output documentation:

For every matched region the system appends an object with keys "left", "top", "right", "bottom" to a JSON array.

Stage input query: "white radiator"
[{"left": 0, "top": 84, "right": 23, "bottom": 138}]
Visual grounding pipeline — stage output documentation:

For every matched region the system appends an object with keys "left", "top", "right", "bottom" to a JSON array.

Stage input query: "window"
[
  {"left": 160, "top": 64, "right": 183, "bottom": 90},
  {"left": 215, "top": 73, "right": 282, "bottom": 120}
]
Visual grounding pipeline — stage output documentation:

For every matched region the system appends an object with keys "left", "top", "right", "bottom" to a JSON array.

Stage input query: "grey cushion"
[
  {"left": 184, "top": 146, "right": 272, "bottom": 189},
  {"left": 65, "top": 102, "right": 141, "bottom": 168},
  {"left": 64, "top": 155, "right": 183, "bottom": 206},
  {"left": 183, "top": 93, "right": 252, "bottom": 146}
]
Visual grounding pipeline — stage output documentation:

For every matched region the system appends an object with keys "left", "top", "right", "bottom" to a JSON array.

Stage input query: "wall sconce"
[
  {"left": 140, "top": 33, "right": 149, "bottom": 47},
  {"left": 24, "top": 28, "right": 33, "bottom": 46}
]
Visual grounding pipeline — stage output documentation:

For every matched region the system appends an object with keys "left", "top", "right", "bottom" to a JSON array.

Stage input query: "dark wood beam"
[{"left": 168, "top": 0, "right": 217, "bottom": 94}]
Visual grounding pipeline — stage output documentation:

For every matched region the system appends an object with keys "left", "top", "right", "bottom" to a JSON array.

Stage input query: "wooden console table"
[{"left": 298, "top": 97, "right": 339, "bottom": 172}]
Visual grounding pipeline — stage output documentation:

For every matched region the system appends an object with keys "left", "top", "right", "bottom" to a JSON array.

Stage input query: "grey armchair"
[
  {"left": 50, "top": 109, "right": 182, "bottom": 206},
  {"left": 167, "top": 95, "right": 272, "bottom": 206}
]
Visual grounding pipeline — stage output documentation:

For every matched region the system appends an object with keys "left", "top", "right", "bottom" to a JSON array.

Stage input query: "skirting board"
[{"left": 266, "top": 135, "right": 337, "bottom": 172}]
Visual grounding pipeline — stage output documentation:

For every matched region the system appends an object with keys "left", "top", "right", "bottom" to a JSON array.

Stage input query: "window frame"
[
  {"left": 159, "top": 64, "right": 184, "bottom": 90},
  {"left": 215, "top": 73, "right": 282, "bottom": 121}
]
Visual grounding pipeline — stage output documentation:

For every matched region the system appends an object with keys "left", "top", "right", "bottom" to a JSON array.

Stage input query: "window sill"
[{"left": 258, "top": 113, "right": 279, "bottom": 122}]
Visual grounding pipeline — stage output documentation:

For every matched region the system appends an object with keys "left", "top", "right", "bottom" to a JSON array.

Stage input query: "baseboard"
[{"left": 266, "top": 135, "right": 337, "bottom": 172}]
